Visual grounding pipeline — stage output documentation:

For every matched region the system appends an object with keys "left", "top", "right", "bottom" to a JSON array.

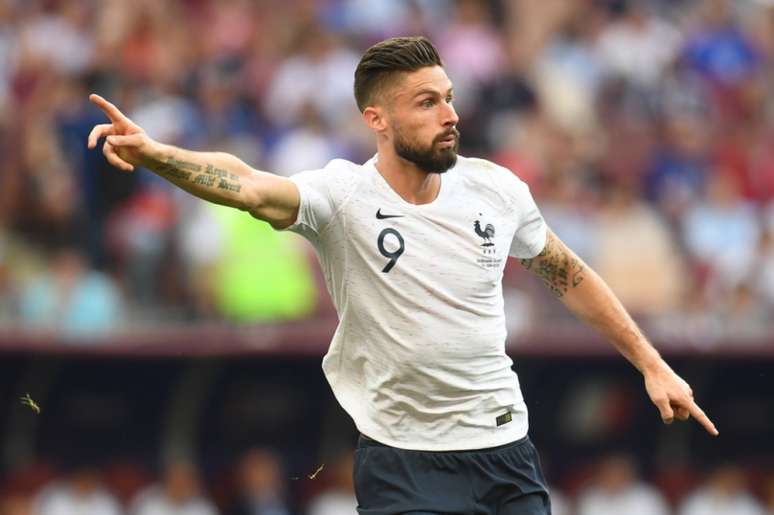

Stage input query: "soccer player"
[{"left": 88, "top": 36, "right": 717, "bottom": 515}]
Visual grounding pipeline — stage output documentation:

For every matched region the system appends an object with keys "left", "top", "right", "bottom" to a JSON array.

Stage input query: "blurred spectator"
[
  {"left": 305, "top": 451, "right": 357, "bottom": 515},
  {"left": 682, "top": 0, "right": 761, "bottom": 88},
  {"left": 35, "top": 466, "right": 121, "bottom": 515},
  {"left": 678, "top": 464, "right": 765, "bottom": 515},
  {"left": 18, "top": 247, "right": 123, "bottom": 337},
  {"left": 435, "top": 0, "right": 506, "bottom": 112},
  {"left": 18, "top": 2, "right": 95, "bottom": 75},
  {"left": 130, "top": 461, "right": 218, "bottom": 515},
  {"left": 263, "top": 26, "right": 359, "bottom": 131},
  {"left": 269, "top": 105, "right": 343, "bottom": 177},
  {"left": 105, "top": 187, "right": 176, "bottom": 313},
  {"left": 130, "top": 90, "right": 200, "bottom": 149},
  {"left": 192, "top": 70, "right": 259, "bottom": 146},
  {"left": 17, "top": 104, "right": 80, "bottom": 244},
  {"left": 228, "top": 448, "right": 290, "bottom": 515},
  {"left": 645, "top": 108, "right": 712, "bottom": 220},
  {"left": 595, "top": 0, "right": 681, "bottom": 87},
  {"left": 534, "top": 19, "right": 601, "bottom": 134},
  {"left": 176, "top": 199, "right": 225, "bottom": 320},
  {"left": 681, "top": 171, "right": 760, "bottom": 291},
  {"left": 197, "top": 0, "right": 257, "bottom": 62},
  {"left": 576, "top": 454, "right": 669, "bottom": 515},
  {"left": 593, "top": 182, "right": 687, "bottom": 316},
  {"left": 539, "top": 172, "right": 599, "bottom": 267},
  {"left": 711, "top": 281, "right": 769, "bottom": 337}
]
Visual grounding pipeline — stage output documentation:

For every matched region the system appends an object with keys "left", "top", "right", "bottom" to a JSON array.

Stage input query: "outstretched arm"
[
  {"left": 86, "top": 94, "right": 299, "bottom": 229},
  {"left": 521, "top": 228, "right": 719, "bottom": 436}
]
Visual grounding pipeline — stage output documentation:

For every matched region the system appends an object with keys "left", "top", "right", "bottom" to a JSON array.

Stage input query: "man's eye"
[
  {"left": 446, "top": 96, "right": 454, "bottom": 104},
  {"left": 421, "top": 99, "right": 434, "bottom": 108}
]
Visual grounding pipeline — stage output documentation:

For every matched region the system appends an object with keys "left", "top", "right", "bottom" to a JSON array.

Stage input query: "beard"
[{"left": 393, "top": 126, "right": 460, "bottom": 174}]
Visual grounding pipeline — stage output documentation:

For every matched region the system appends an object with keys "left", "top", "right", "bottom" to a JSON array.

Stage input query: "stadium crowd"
[
  {"left": 0, "top": 0, "right": 774, "bottom": 340},
  {"left": 1, "top": 448, "right": 774, "bottom": 515}
]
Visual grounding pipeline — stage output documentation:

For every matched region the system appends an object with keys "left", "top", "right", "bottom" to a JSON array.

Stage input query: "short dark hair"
[{"left": 354, "top": 36, "right": 443, "bottom": 113}]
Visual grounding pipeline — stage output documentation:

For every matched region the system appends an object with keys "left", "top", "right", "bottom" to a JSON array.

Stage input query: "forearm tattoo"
[
  {"left": 151, "top": 157, "right": 241, "bottom": 192},
  {"left": 520, "top": 232, "right": 585, "bottom": 298}
]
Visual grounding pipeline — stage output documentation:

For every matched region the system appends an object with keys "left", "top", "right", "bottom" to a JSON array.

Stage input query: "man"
[{"left": 88, "top": 36, "right": 717, "bottom": 515}]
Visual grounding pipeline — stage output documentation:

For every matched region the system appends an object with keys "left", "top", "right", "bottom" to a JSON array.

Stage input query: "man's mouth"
[{"left": 437, "top": 130, "right": 459, "bottom": 147}]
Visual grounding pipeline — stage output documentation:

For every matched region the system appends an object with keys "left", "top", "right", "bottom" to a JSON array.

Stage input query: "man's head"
[{"left": 355, "top": 37, "right": 459, "bottom": 174}]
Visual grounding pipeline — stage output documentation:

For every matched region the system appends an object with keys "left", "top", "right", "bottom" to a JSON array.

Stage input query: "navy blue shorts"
[{"left": 353, "top": 434, "right": 552, "bottom": 514}]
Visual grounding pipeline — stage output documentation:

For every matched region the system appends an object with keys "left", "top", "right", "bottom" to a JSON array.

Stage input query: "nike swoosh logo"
[{"left": 376, "top": 209, "right": 404, "bottom": 219}]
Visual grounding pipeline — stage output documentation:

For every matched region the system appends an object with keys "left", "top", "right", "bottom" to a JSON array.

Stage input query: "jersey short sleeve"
[
  {"left": 488, "top": 165, "right": 547, "bottom": 259},
  {"left": 508, "top": 180, "right": 547, "bottom": 258},
  {"left": 284, "top": 159, "right": 359, "bottom": 242}
]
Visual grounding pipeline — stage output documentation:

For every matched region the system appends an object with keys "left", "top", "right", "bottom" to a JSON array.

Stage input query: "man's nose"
[{"left": 442, "top": 101, "right": 459, "bottom": 127}]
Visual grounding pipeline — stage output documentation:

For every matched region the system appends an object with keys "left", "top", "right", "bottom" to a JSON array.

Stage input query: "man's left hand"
[{"left": 644, "top": 363, "right": 719, "bottom": 436}]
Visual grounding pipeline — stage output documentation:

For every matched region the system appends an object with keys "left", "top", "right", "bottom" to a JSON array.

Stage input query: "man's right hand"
[{"left": 87, "top": 93, "right": 158, "bottom": 172}]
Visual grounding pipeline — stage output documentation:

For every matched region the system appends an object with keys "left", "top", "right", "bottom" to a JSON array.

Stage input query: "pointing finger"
[
  {"left": 89, "top": 94, "right": 129, "bottom": 124},
  {"left": 88, "top": 123, "right": 114, "bottom": 149},
  {"left": 687, "top": 400, "right": 718, "bottom": 436}
]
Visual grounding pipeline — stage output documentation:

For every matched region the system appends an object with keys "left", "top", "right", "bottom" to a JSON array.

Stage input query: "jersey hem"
[{"left": 355, "top": 414, "right": 529, "bottom": 452}]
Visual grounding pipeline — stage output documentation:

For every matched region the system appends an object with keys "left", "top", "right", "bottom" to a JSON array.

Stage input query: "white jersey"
[{"left": 284, "top": 155, "right": 547, "bottom": 451}]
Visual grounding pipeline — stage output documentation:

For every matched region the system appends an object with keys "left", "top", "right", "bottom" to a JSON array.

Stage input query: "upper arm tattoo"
[{"left": 520, "top": 231, "right": 585, "bottom": 298}]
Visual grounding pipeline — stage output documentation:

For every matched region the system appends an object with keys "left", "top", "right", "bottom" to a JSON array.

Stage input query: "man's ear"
[{"left": 363, "top": 105, "right": 388, "bottom": 133}]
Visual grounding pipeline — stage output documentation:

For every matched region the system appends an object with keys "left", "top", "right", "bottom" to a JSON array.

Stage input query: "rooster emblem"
[{"left": 474, "top": 219, "right": 495, "bottom": 247}]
